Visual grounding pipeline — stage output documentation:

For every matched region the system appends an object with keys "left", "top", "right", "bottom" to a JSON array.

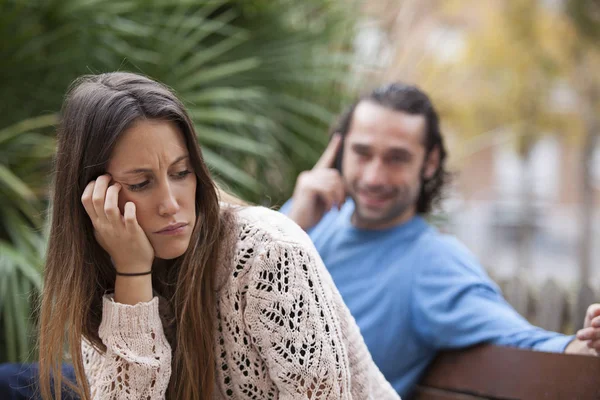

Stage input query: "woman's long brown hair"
[{"left": 39, "top": 72, "right": 232, "bottom": 399}]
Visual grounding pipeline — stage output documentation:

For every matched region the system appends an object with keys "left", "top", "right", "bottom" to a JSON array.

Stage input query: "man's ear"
[{"left": 423, "top": 146, "right": 440, "bottom": 180}]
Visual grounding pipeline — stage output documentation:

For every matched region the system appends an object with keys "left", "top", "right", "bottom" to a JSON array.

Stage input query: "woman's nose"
[{"left": 158, "top": 184, "right": 180, "bottom": 216}]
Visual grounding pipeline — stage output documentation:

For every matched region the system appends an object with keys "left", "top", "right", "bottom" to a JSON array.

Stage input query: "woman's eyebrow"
[
  {"left": 169, "top": 155, "right": 189, "bottom": 166},
  {"left": 122, "top": 155, "right": 189, "bottom": 175}
]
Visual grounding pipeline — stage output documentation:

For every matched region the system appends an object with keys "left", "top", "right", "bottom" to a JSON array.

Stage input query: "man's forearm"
[{"left": 565, "top": 338, "right": 598, "bottom": 356}]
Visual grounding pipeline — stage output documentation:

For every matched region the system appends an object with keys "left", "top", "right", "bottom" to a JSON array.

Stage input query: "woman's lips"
[{"left": 155, "top": 222, "right": 188, "bottom": 235}]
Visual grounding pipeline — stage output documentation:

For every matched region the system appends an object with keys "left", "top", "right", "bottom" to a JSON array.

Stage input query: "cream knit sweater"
[{"left": 82, "top": 206, "right": 400, "bottom": 399}]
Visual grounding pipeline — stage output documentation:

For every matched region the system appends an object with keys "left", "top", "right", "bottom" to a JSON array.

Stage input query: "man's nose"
[{"left": 362, "top": 159, "right": 386, "bottom": 186}]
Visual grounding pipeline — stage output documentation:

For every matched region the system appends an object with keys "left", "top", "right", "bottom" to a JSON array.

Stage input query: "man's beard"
[{"left": 351, "top": 184, "right": 416, "bottom": 227}]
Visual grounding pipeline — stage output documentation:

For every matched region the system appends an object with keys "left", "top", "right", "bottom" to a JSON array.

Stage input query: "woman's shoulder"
[
  {"left": 228, "top": 205, "right": 314, "bottom": 251},
  {"left": 214, "top": 205, "right": 320, "bottom": 290}
]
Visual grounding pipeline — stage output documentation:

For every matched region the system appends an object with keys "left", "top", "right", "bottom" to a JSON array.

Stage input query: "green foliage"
[
  {"left": 567, "top": 0, "right": 600, "bottom": 43},
  {"left": 0, "top": 115, "right": 55, "bottom": 361},
  {"left": 0, "top": 0, "right": 355, "bottom": 362}
]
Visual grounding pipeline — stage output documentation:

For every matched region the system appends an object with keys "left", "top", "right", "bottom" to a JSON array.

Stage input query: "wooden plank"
[
  {"left": 419, "top": 345, "right": 600, "bottom": 399},
  {"left": 413, "top": 386, "right": 490, "bottom": 400}
]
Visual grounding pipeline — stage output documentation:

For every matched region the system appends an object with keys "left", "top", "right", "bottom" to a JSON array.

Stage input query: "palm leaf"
[{"left": 0, "top": 242, "right": 43, "bottom": 291}]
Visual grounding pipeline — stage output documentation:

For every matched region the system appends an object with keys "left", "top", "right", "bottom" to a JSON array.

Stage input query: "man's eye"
[
  {"left": 128, "top": 181, "right": 150, "bottom": 191},
  {"left": 174, "top": 170, "right": 192, "bottom": 180},
  {"left": 389, "top": 154, "right": 410, "bottom": 164}
]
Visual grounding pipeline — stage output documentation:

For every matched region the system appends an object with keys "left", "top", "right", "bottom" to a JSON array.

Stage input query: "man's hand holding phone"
[{"left": 288, "top": 134, "right": 347, "bottom": 231}]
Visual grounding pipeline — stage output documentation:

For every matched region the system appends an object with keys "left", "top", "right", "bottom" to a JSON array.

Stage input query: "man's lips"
[{"left": 358, "top": 192, "right": 393, "bottom": 207}]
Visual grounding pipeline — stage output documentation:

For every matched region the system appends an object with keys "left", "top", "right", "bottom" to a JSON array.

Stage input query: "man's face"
[{"left": 341, "top": 101, "right": 438, "bottom": 230}]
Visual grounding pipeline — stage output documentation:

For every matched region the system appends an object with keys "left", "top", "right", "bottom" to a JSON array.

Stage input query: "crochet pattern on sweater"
[{"left": 82, "top": 206, "right": 400, "bottom": 399}]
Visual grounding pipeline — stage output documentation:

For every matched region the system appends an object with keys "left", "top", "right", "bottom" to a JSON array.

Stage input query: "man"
[{"left": 280, "top": 83, "right": 600, "bottom": 398}]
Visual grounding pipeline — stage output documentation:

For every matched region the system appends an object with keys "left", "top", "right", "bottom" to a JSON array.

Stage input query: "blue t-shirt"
[{"left": 280, "top": 199, "right": 573, "bottom": 397}]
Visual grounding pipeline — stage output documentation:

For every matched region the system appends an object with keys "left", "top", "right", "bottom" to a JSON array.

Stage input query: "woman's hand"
[{"left": 82, "top": 174, "right": 154, "bottom": 274}]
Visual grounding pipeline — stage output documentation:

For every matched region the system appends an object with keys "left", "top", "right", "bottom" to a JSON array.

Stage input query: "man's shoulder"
[
  {"left": 414, "top": 226, "right": 483, "bottom": 273},
  {"left": 419, "top": 228, "right": 472, "bottom": 255},
  {"left": 278, "top": 199, "right": 347, "bottom": 235}
]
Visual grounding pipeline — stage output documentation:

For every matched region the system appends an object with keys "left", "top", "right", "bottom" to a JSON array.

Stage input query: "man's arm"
[
  {"left": 411, "top": 236, "right": 579, "bottom": 354},
  {"left": 565, "top": 338, "right": 597, "bottom": 355},
  {"left": 286, "top": 135, "right": 346, "bottom": 231}
]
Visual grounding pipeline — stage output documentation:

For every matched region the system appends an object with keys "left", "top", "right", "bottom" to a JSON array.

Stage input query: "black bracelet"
[{"left": 115, "top": 270, "right": 152, "bottom": 277}]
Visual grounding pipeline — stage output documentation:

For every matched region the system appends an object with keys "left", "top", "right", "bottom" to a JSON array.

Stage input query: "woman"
[{"left": 38, "top": 72, "right": 399, "bottom": 399}]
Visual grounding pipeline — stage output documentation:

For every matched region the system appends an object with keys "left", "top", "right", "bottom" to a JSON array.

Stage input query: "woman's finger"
[
  {"left": 123, "top": 202, "right": 138, "bottom": 232},
  {"left": 104, "top": 183, "right": 122, "bottom": 224},
  {"left": 92, "top": 174, "right": 111, "bottom": 222},
  {"left": 81, "top": 180, "right": 98, "bottom": 221}
]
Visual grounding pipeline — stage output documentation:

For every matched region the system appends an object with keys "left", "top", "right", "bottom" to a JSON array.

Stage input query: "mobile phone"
[{"left": 333, "top": 134, "right": 344, "bottom": 174}]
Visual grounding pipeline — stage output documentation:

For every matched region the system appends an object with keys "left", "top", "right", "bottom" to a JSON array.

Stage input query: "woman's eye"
[
  {"left": 128, "top": 181, "right": 150, "bottom": 191},
  {"left": 174, "top": 170, "right": 192, "bottom": 180}
]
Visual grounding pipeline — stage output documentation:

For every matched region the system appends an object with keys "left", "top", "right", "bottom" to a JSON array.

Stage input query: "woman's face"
[{"left": 106, "top": 119, "right": 197, "bottom": 260}]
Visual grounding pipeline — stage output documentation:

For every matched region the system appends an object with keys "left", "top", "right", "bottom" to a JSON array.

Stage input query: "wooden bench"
[{"left": 412, "top": 344, "right": 600, "bottom": 399}]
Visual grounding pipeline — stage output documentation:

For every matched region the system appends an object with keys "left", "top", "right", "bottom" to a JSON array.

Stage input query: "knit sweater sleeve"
[
  {"left": 243, "top": 240, "right": 353, "bottom": 399},
  {"left": 82, "top": 295, "right": 172, "bottom": 399}
]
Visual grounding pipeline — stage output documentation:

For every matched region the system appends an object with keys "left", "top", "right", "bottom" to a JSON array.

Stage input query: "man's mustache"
[{"left": 356, "top": 185, "right": 401, "bottom": 197}]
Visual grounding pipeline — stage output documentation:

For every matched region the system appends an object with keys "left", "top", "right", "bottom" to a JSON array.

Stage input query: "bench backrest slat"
[{"left": 414, "top": 345, "right": 600, "bottom": 399}]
